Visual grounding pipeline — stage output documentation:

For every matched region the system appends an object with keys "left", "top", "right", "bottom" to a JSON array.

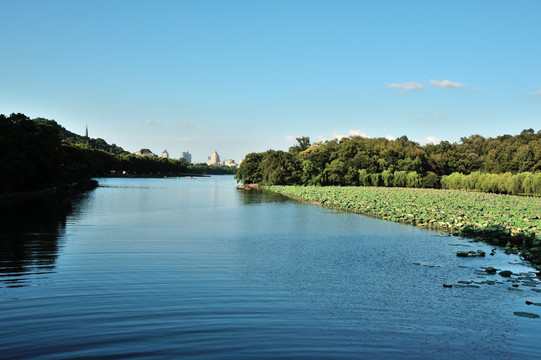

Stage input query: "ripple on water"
[{"left": 1, "top": 177, "right": 541, "bottom": 359}]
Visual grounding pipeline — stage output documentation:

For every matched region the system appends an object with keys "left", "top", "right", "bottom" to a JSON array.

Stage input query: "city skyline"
[{"left": 1, "top": 1, "right": 540, "bottom": 163}]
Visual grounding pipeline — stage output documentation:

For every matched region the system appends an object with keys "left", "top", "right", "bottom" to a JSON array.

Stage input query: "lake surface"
[{"left": 1, "top": 176, "right": 540, "bottom": 359}]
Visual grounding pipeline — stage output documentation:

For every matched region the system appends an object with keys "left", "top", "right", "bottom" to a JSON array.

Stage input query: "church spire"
[{"left": 85, "top": 125, "right": 88, "bottom": 137}]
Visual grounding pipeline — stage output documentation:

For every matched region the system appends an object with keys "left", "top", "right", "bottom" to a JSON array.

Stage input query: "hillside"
[{"left": 0, "top": 113, "right": 234, "bottom": 194}]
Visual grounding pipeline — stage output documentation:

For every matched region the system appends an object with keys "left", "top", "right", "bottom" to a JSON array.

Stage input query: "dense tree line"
[
  {"left": 440, "top": 171, "right": 541, "bottom": 195},
  {"left": 0, "top": 113, "right": 234, "bottom": 194},
  {"left": 1, "top": 113, "right": 66, "bottom": 192},
  {"left": 235, "top": 131, "right": 541, "bottom": 196}
]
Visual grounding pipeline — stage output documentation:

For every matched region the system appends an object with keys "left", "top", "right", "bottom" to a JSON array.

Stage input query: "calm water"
[{"left": 1, "top": 176, "right": 540, "bottom": 359}]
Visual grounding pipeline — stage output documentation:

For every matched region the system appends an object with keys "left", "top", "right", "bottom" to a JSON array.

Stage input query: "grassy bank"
[{"left": 267, "top": 185, "right": 541, "bottom": 269}]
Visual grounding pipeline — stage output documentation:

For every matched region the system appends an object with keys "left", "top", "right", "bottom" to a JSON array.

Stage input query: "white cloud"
[
  {"left": 144, "top": 119, "right": 161, "bottom": 125},
  {"left": 430, "top": 79, "right": 466, "bottom": 88},
  {"left": 425, "top": 136, "right": 441, "bottom": 144},
  {"left": 331, "top": 130, "right": 371, "bottom": 140},
  {"left": 285, "top": 135, "right": 298, "bottom": 143},
  {"left": 432, "top": 113, "right": 443, "bottom": 119},
  {"left": 349, "top": 129, "right": 369, "bottom": 138},
  {"left": 530, "top": 89, "right": 541, "bottom": 95},
  {"left": 385, "top": 134, "right": 395, "bottom": 141},
  {"left": 388, "top": 81, "right": 423, "bottom": 91}
]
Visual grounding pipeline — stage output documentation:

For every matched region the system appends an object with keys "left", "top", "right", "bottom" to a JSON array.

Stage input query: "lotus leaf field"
[{"left": 268, "top": 185, "right": 541, "bottom": 268}]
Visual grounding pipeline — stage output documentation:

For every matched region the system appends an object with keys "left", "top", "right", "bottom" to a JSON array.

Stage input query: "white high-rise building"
[
  {"left": 181, "top": 151, "right": 192, "bottom": 163},
  {"left": 207, "top": 150, "right": 221, "bottom": 166}
]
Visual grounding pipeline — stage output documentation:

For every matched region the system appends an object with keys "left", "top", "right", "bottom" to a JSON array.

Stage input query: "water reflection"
[
  {"left": 237, "top": 188, "right": 291, "bottom": 205},
  {"left": 0, "top": 192, "right": 91, "bottom": 287}
]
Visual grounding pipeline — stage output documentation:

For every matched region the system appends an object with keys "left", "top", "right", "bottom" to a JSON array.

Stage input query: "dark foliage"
[
  {"left": 235, "top": 133, "right": 541, "bottom": 195},
  {"left": 0, "top": 113, "right": 234, "bottom": 193}
]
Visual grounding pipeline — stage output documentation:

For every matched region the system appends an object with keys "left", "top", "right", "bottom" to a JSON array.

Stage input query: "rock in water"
[
  {"left": 513, "top": 312, "right": 540, "bottom": 319},
  {"left": 499, "top": 270, "right": 513, "bottom": 277}
]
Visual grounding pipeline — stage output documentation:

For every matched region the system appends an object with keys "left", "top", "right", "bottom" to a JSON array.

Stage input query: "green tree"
[
  {"left": 393, "top": 171, "right": 408, "bottom": 187},
  {"left": 381, "top": 170, "right": 394, "bottom": 187},
  {"left": 358, "top": 169, "right": 371, "bottom": 186},
  {"left": 406, "top": 171, "right": 422, "bottom": 188},
  {"left": 289, "top": 137, "right": 311, "bottom": 155},
  {"left": 235, "top": 152, "right": 264, "bottom": 184}
]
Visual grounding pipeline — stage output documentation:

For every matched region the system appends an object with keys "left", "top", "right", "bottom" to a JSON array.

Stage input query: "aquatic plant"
[{"left": 268, "top": 185, "right": 541, "bottom": 268}]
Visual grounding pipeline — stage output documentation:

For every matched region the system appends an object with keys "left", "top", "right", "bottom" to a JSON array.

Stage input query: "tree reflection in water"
[
  {"left": 0, "top": 192, "right": 91, "bottom": 287},
  {"left": 237, "top": 188, "right": 291, "bottom": 205}
]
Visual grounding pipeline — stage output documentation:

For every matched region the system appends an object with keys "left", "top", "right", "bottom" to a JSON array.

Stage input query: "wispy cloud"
[
  {"left": 285, "top": 135, "right": 298, "bottom": 143},
  {"left": 530, "top": 89, "right": 541, "bottom": 95},
  {"left": 183, "top": 121, "right": 195, "bottom": 126},
  {"left": 430, "top": 79, "right": 466, "bottom": 88},
  {"left": 177, "top": 137, "right": 191, "bottom": 142},
  {"left": 332, "top": 130, "right": 370, "bottom": 140},
  {"left": 144, "top": 119, "right": 161, "bottom": 125},
  {"left": 432, "top": 113, "right": 443, "bottom": 119},
  {"left": 425, "top": 136, "right": 441, "bottom": 144},
  {"left": 490, "top": 110, "right": 496, "bottom": 116},
  {"left": 349, "top": 129, "right": 369, "bottom": 138},
  {"left": 388, "top": 81, "right": 423, "bottom": 91}
]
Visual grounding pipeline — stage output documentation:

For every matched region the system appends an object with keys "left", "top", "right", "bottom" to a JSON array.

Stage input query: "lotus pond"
[{"left": 268, "top": 186, "right": 541, "bottom": 268}]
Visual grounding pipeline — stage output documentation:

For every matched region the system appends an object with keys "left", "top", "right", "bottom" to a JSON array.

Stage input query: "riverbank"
[
  {"left": 0, "top": 179, "right": 98, "bottom": 201},
  {"left": 267, "top": 185, "right": 541, "bottom": 269},
  {"left": 106, "top": 173, "right": 211, "bottom": 179}
]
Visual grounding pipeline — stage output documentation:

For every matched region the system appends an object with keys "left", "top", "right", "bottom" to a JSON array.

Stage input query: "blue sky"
[{"left": 1, "top": 0, "right": 540, "bottom": 163}]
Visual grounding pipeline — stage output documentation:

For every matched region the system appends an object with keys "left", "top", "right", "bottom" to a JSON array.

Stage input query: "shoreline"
[
  {"left": 0, "top": 179, "right": 98, "bottom": 202},
  {"left": 267, "top": 185, "right": 541, "bottom": 270}
]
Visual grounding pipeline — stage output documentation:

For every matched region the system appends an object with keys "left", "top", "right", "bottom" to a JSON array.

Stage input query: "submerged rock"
[
  {"left": 456, "top": 250, "right": 486, "bottom": 258},
  {"left": 513, "top": 312, "right": 540, "bottom": 319},
  {"left": 499, "top": 270, "right": 513, "bottom": 277},
  {"left": 485, "top": 267, "right": 497, "bottom": 274}
]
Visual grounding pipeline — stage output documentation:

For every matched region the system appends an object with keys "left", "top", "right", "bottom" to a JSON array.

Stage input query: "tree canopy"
[
  {"left": 235, "top": 131, "right": 541, "bottom": 196},
  {"left": 0, "top": 113, "right": 235, "bottom": 194}
]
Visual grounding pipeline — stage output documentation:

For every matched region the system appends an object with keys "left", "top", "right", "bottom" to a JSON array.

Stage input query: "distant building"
[
  {"left": 85, "top": 125, "right": 88, "bottom": 138},
  {"left": 161, "top": 149, "right": 169, "bottom": 158},
  {"left": 134, "top": 148, "right": 156, "bottom": 157},
  {"left": 207, "top": 150, "right": 221, "bottom": 166},
  {"left": 181, "top": 151, "right": 192, "bottom": 163},
  {"left": 224, "top": 159, "right": 237, "bottom": 168}
]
